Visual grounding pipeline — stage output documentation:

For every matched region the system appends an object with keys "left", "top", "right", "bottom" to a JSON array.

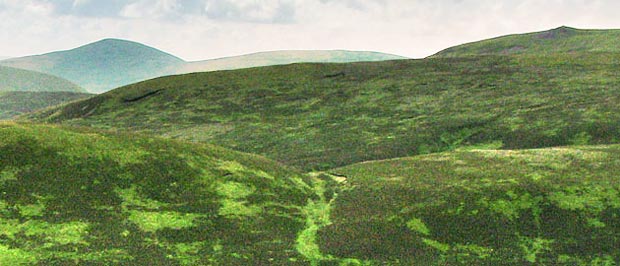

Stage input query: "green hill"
[
  {"left": 0, "top": 122, "right": 315, "bottom": 265},
  {"left": 0, "top": 66, "right": 84, "bottom": 92},
  {"left": 431, "top": 26, "right": 620, "bottom": 57},
  {"left": 29, "top": 52, "right": 620, "bottom": 170},
  {"left": 315, "top": 145, "right": 620, "bottom": 265},
  {"left": 0, "top": 39, "right": 185, "bottom": 94},
  {"left": 0, "top": 91, "right": 92, "bottom": 120},
  {"left": 179, "top": 50, "right": 407, "bottom": 74},
  {"left": 1, "top": 40, "right": 406, "bottom": 93},
  {"left": 8, "top": 27, "right": 620, "bottom": 265}
]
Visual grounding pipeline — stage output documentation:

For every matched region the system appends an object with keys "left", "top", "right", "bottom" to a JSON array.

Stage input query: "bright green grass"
[
  {"left": 318, "top": 145, "right": 620, "bottom": 265},
  {"left": 0, "top": 122, "right": 314, "bottom": 265},
  {"left": 29, "top": 52, "right": 620, "bottom": 171}
]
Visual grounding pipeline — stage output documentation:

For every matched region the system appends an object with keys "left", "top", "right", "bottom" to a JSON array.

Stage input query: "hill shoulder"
[
  {"left": 0, "top": 66, "right": 85, "bottom": 92},
  {"left": 28, "top": 53, "right": 620, "bottom": 170}
]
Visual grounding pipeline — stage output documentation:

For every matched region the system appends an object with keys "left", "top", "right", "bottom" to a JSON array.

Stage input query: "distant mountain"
[
  {"left": 0, "top": 91, "right": 91, "bottom": 120},
  {"left": 0, "top": 66, "right": 84, "bottom": 92},
  {"left": 1, "top": 39, "right": 407, "bottom": 93},
  {"left": 179, "top": 50, "right": 408, "bottom": 73},
  {"left": 0, "top": 39, "right": 185, "bottom": 93},
  {"left": 0, "top": 56, "right": 11, "bottom": 60},
  {"left": 431, "top": 26, "right": 620, "bottom": 57}
]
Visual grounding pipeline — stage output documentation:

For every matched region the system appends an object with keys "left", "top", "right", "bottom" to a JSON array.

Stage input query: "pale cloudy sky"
[{"left": 1, "top": 0, "right": 619, "bottom": 61}]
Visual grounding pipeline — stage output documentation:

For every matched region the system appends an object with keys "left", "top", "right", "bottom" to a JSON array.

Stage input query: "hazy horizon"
[{"left": 2, "top": 0, "right": 620, "bottom": 61}]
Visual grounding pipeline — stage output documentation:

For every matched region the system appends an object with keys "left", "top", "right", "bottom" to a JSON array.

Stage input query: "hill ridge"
[
  {"left": 191, "top": 49, "right": 407, "bottom": 61},
  {"left": 431, "top": 26, "right": 620, "bottom": 57}
]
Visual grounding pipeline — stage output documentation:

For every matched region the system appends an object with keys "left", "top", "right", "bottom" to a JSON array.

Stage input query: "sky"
[{"left": 1, "top": 0, "right": 620, "bottom": 61}]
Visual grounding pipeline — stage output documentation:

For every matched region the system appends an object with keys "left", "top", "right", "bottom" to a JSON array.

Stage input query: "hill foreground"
[
  {"left": 0, "top": 122, "right": 315, "bottom": 265},
  {"left": 29, "top": 52, "right": 620, "bottom": 170},
  {"left": 315, "top": 145, "right": 620, "bottom": 265}
]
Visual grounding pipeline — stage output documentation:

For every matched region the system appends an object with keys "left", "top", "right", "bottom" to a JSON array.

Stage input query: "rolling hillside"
[
  {"left": 0, "top": 122, "right": 315, "bottom": 265},
  {"left": 0, "top": 39, "right": 406, "bottom": 93},
  {"left": 29, "top": 52, "right": 620, "bottom": 170},
  {"left": 0, "top": 91, "right": 91, "bottom": 120},
  {"left": 315, "top": 145, "right": 620, "bottom": 265},
  {"left": 178, "top": 50, "right": 407, "bottom": 74},
  {"left": 431, "top": 26, "right": 620, "bottom": 57},
  {"left": 0, "top": 39, "right": 185, "bottom": 94},
  {"left": 0, "top": 66, "right": 84, "bottom": 92},
  {"left": 6, "top": 26, "right": 620, "bottom": 265}
]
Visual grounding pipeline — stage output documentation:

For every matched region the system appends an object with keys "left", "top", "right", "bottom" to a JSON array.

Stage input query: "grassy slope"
[
  {"left": 0, "top": 122, "right": 315, "bottom": 265},
  {"left": 0, "top": 39, "right": 185, "bottom": 94},
  {"left": 30, "top": 52, "right": 620, "bottom": 170},
  {"left": 432, "top": 26, "right": 620, "bottom": 57},
  {"left": 0, "top": 66, "right": 84, "bottom": 93},
  {"left": 318, "top": 145, "right": 620, "bottom": 265},
  {"left": 0, "top": 91, "right": 92, "bottom": 120},
  {"left": 179, "top": 50, "right": 408, "bottom": 73}
]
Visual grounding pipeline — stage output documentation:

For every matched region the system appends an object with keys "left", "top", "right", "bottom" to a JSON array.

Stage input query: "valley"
[{"left": 2, "top": 26, "right": 620, "bottom": 265}]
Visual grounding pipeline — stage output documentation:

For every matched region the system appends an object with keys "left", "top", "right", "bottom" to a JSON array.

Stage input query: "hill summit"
[
  {"left": 0, "top": 39, "right": 184, "bottom": 93},
  {"left": 431, "top": 26, "right": 620, "bottom": 57},
  {"left": 66, "top": 38, "right": 184, "bottom": 63}
]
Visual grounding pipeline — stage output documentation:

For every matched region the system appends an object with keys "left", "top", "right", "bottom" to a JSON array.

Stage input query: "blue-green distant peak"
[
  {"left": 67, "top": 38, "right": 185, "bottom": 62},
  {"left": 0, "top": 38, "right": 186, "bottom": 93}
]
